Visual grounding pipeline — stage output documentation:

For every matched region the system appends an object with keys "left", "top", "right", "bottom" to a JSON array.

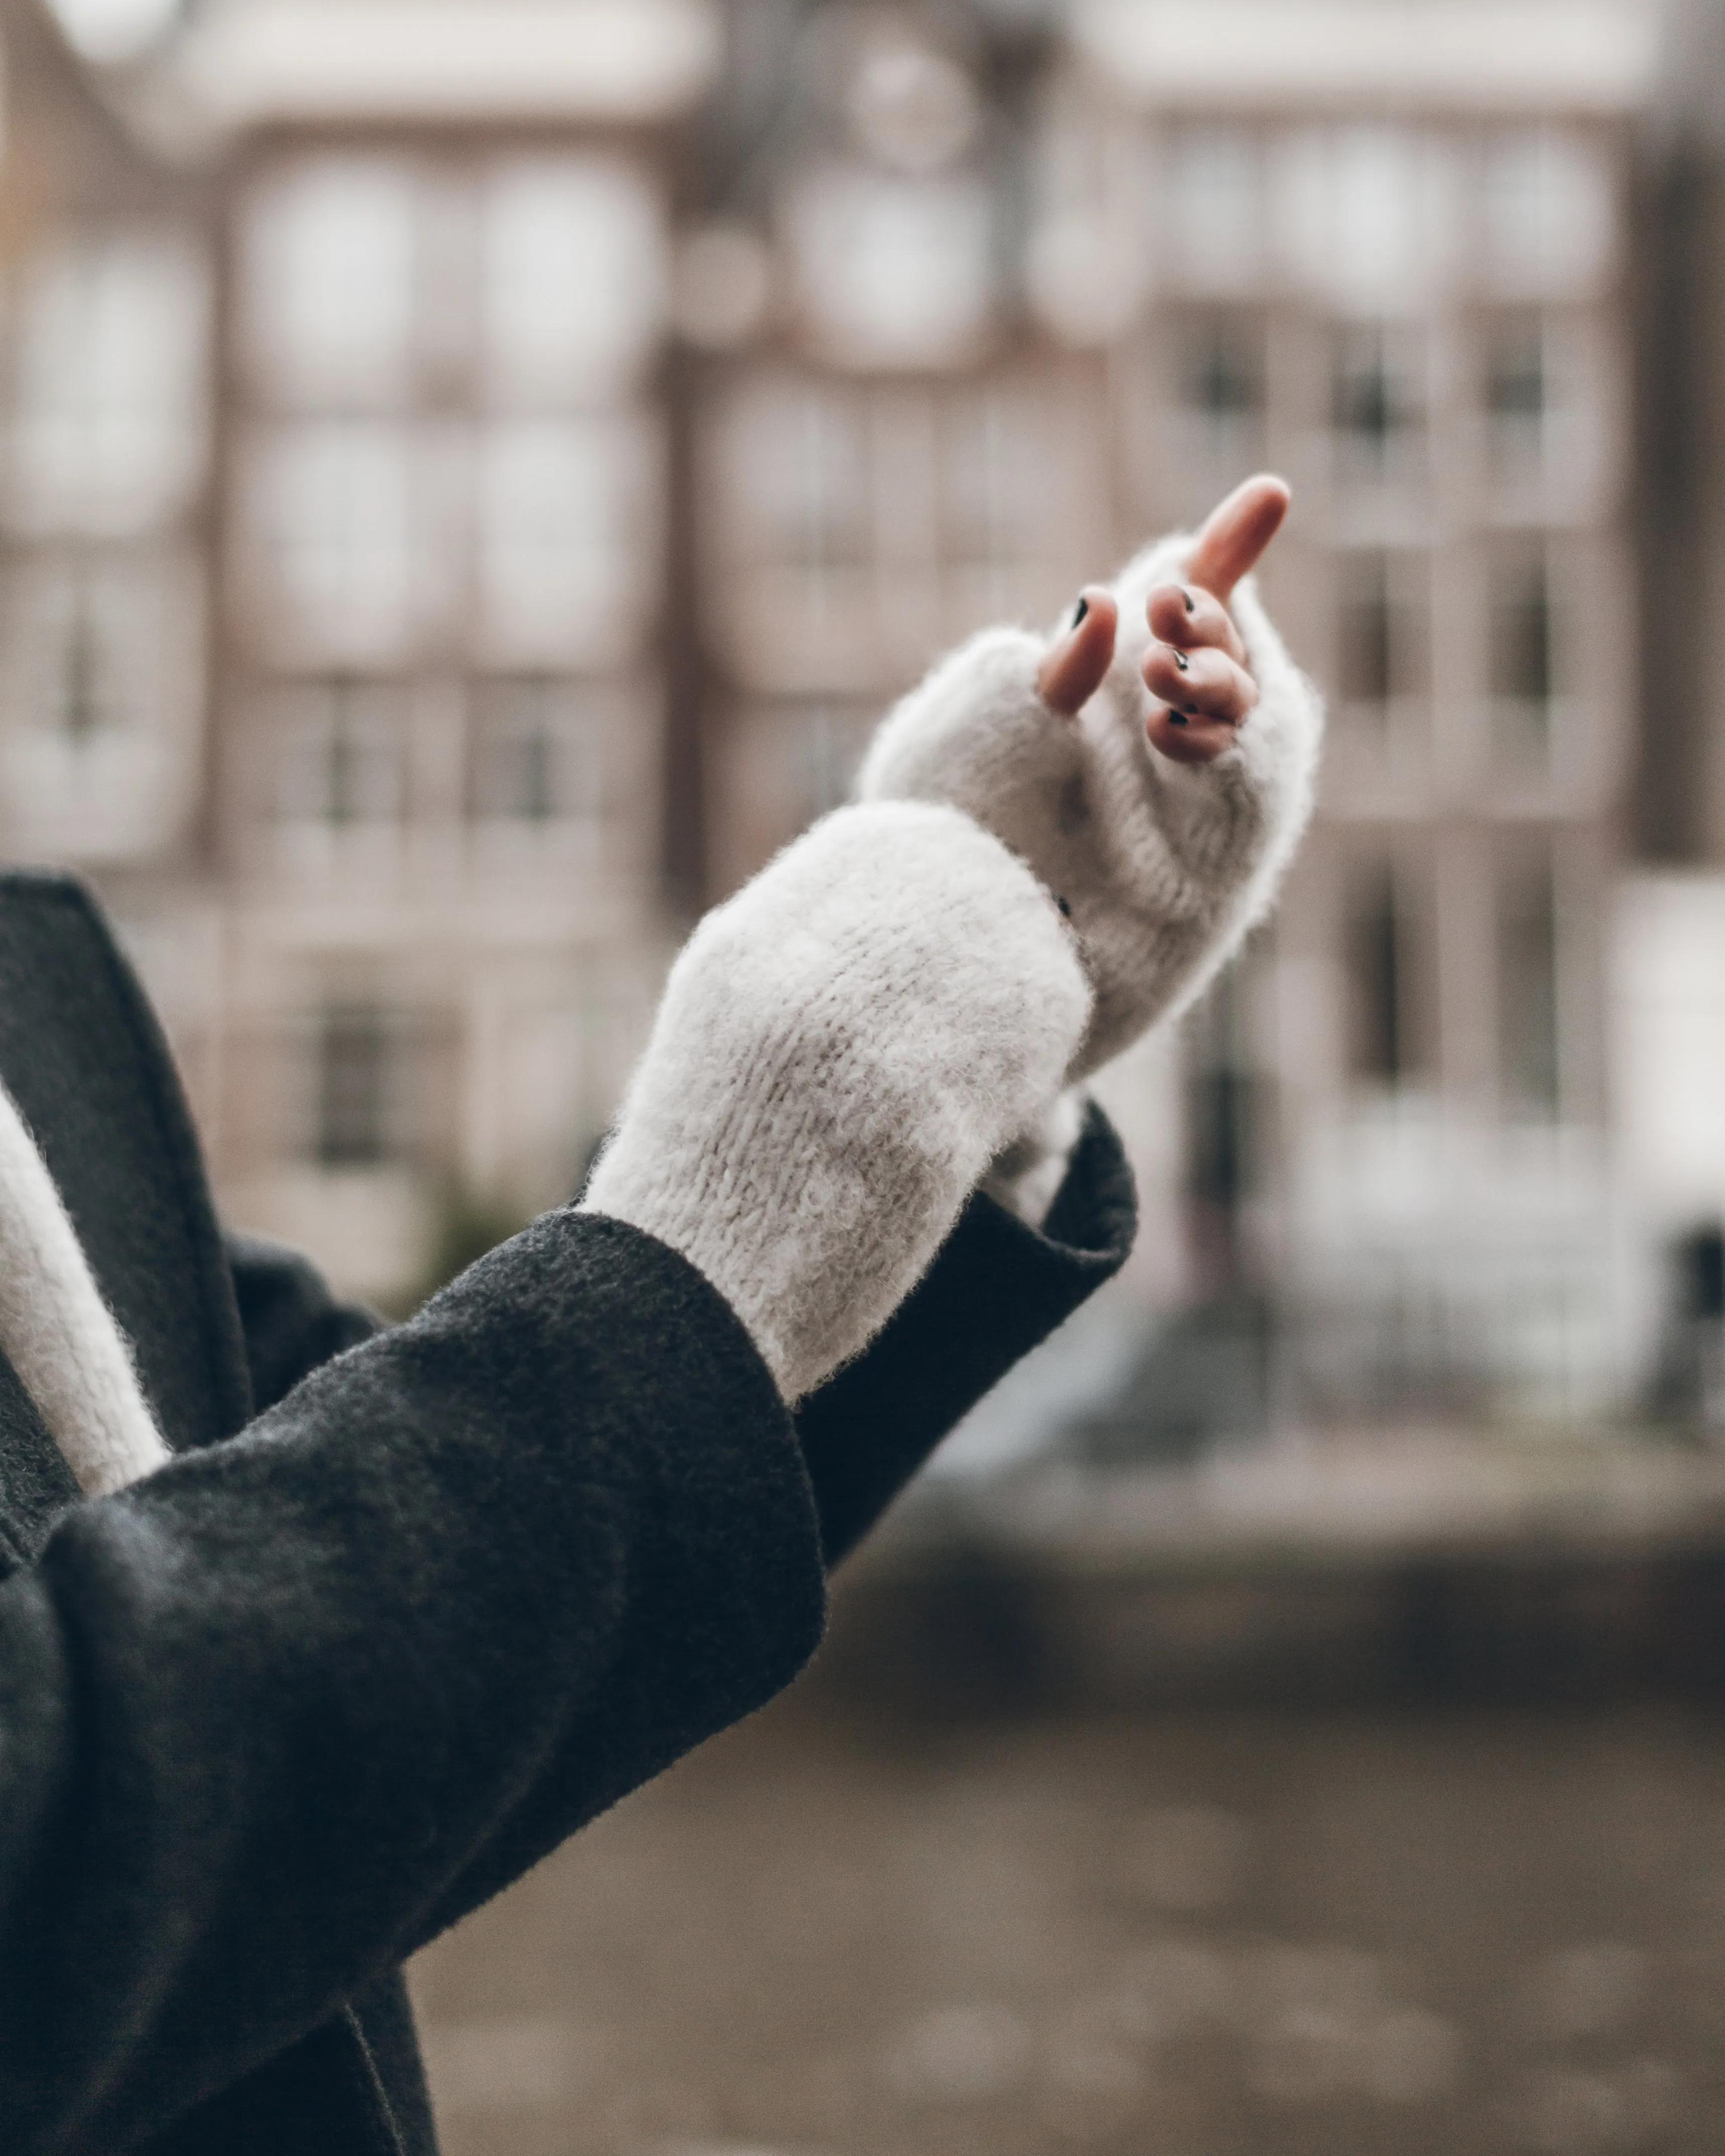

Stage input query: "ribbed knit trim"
[{"left": 0, "top": 1077, "right": 168, "bottom": 1497}]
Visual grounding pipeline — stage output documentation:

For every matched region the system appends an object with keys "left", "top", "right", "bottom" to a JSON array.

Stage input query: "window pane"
[
  {"left": 242, "top": 160, "right": 419, "bottom": 405},
  {"left": 1333, "top": 323, "right": 1426, "bottom": 482},
  {"left": 0, "top": 548, "right": 205, "bottom": 863},
  {"left": 942, "top": 390, "right": 1058, "bottom": 576},
  {"left": 6, "top": 232, "right": 210, "bottom": 537},
  {"left": 712, "top": 382, "right": 870, "bottom": 572},
  {"left": 1177, "top": 311, "right": 1264, "bottom": 424},
  {"left": 1168, "top": 308, "right": 1267, "bottom": 478},
  {"left": 1164, "top": 128, "right": 1262, "bottom": 292},
  {"left": 1486, "top": 317, "right": 1546, "bottom": 426},
  {"left": 314, "top": 1004, "right": 395, "bottom": 1167},
  {"left": 1490, "top": 550, "right": 1561, "bottom": 769},
  {"left": 274, "top": 681, "right": 406, "bottom": 827},
  {"left": 1491, "top": 565, "right": 1553, "bottom": 703},
  {"left": 1498, "top": 856, "right": 1561, "bottom": 1116},
  {"left": 1482, "top": 128, "right": 1615, "bottom": 299},
  {"left": 1345, "top": 857, "right": 1429, "bottom": 1087},
  {"left": 245, "top": 422, "right": 418, "bottom": 664},
  {"left": 1281, "top": 126, "right": 1455, "bottom": 308},
  {"left": 1339, "top": 557, "right": 1394, "bottom": 707},
  {"left": 1485, "top": 312, "right": 1548, "bottom": 482},
  {"left": 793, "top": 702, "right": 874, "bottom": 824},
  {"left": 468, "top": 679, "right": 605, "bottom": 825},
  {"left": 1336, "top": 551, "right": 1428, "bottom": 714},
  {"left": 788, "top": 167, "right": 994, "bottom": 370},
  {"left": 474, "top": 414, "right": 660, "bottom": 668},
  {"left": 481, "top": 158, "right": 669, "bottom": 404}
]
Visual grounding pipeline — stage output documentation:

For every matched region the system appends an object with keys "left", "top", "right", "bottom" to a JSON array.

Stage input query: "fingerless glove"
[{"left": 581, "top": 802, "right": 1091, "bottom": 1403}]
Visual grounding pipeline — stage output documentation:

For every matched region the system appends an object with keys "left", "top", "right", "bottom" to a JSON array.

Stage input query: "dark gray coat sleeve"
[
  {"left": 0, "top": 1116, "right": 1132, "bottom": 2153},
  {"left": 796, "top": 1099, "right": 1137, "bottom": 1563},
  {"left": 0, "top": 1211, "right": 827, "bottom": 2156},
  {"left": 230, "top": 1100, "right": 1139, "bottom": 1564}
]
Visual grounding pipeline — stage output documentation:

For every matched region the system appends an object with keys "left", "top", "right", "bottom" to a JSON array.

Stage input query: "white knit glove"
[
  {"left": 580, "top": 802, "right": 1090, "bottom": 1404},
  {"left": 858, "top": 532, "right": 1322, "bottom": 1080},
  {"left": 857, "top": 512, "right": 1323, "bottom": 1213}
]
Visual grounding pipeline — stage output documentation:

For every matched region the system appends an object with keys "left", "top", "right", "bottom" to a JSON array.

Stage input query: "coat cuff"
[{"left": 794, "top": 1100, "right": 1137, "bottom": 1568}]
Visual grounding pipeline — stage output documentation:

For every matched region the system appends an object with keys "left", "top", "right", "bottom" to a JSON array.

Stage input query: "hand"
[
  {"left": 858, "top": 473, "right": 1322, "bottom": 1082},
  {"left": 582, "top": 803, "right": 1090, "bottom": 1401},
  {"left": 1037, "top": 474, "right": 1292, "bottom": 766}
]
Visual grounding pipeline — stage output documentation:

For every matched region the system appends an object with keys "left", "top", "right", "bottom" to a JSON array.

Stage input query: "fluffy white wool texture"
[
  {"left": 0, "top": 1079, "right": 167, "bottom": 1498},
  {"left": 858, "top": 532, "right": 1325, "bottom": 1084},
  {"left": 581, "top": 802, "right": 1091, "bottom": 1404}
]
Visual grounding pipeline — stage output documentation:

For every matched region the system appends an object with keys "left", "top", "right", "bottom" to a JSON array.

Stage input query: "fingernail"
[
  {"left": 1182, "top": 588, "right": 1195, "bottom": 614},
  {"left": 1173, "top": 650, "right": 1191, "bottom": 674},
  {"left": 1072, "top": 597, "right": 1090, "bottom": 629},
  {"left": 1167, "top": 710, "right": 1188, "bottom": 727}
]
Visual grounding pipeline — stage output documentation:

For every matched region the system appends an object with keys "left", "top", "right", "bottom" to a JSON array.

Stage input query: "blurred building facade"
[
  {"left": 678, "top": 0, "right": 1656, "bottom": 1426},
  {"left": 0, "top": 0, "right": 704, "bottom": 1296},
  {"left": 1084, "top": 7, "right": 1647, "bottom": 1426},
  {"left": 0, "top": 0, "right": 1698, "bottom": 1432}
]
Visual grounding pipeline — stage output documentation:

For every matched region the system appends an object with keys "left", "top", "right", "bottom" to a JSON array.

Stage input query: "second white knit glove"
[
  {"left": 857, "top": 529, "right": 1323, "bottom": 1087},
  {"left": 580, "top": 801, "right": 1090, "bottom": 1403}
]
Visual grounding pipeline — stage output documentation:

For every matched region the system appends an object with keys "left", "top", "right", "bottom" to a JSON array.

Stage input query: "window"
[
  {"left": 275, "top": 681, "right": 405, "bottom": 827},
  {"left": 1497, "top": 856, "right": 1561, "bottom": 1117},
  {"left": 711, "top": 381, "right": 871, "bottom": 579},
  {"left": 6, "top": 232, "right": 210, "bottom": 538},
  {"left": 1337, "top": 551, "right": 1427, "bottom": 719},
  {"left": 1164, "top": 128, "right": 1262, "bottom": 293},
  {"left": 313, "top": 1003, "right": 398, "bottom": 1168},
  {"left": 1487, "top": 319, "right": 1546, "bottom": 427},
  {"left": 480, "top": 158, "right": 669, "bottom": 405},
  {"left": 1345, "top": 857, "right": 1430, "bottom": 1088},
  {"left": 1485, "top": 314, "right": 1549, "bottom": 479},
  {"left": 1490, "top": 551, "right": 1561, "bottom": 769},
  {"left": 0, "top": 550, "right": 204, "bottom": 863},
  {"left": 1339, "top": 557, "right": 1393, "bottom": 708},
  {"left": 1281, "top": 125, "right": 1453, "bottom": 309},
  {"left": 468, "top": 680, "right": 604, "bottom": 825},
  {"left": 1332, "top": 324, "right": 1425, "bottom": 480},
  {"left": 1178, "top": 312, "right": 1264, "bottom": 426},
  {"left": 1, "top": 550, "right": 202, "bottom": 757},
  {"left": 245, "top": 422, "right": 418, "bottom": 665},
  {"left": 787, "top": 166, "right": 994, "bottom": 370},
  {"left": 793, "top": 702, "right": 873, "bottom": 824},
  {"left": 1171, "top": 309, "right": 1266, "bottom": 471},
  {"left": 943, "top": 390, "right": 1054, "bottom": 583},
  {"left": 242, "top": 159, "right": 419, "bottom": 406},
  {"left": 1482, "top": 129, "right": 1615, "bottom": 299},
  {"left": 474, "top": 414, "right": 660, "bottom": 669}
]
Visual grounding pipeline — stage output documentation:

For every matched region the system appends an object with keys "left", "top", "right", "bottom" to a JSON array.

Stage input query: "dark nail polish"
[
  {"left": 1168, "top": 710, "right": 1188, "bottom": 727},
  {"left": 1173, "top": 651, "right": 1190, "bottom": 674},
  {"left": 1072, "top": 597, "right": 1090, "bottom": 629},
  {"left": 1182, "top": 588, "right": 1196, "bottom": 614}
]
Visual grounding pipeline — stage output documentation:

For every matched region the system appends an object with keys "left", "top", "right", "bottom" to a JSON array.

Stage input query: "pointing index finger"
[{"left": 1184, "top": 473, "right": 1292, "bottom": 604}]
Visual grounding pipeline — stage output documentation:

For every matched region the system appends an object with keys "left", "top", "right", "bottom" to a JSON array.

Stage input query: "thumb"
[{"left": 1185, "top": 473, "right": 1292, "bottom": 603}]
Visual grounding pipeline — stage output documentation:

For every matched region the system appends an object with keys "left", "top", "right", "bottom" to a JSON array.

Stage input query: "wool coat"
[{"left": 0, "top": 869, "right": 1138, "bottom": 2156}]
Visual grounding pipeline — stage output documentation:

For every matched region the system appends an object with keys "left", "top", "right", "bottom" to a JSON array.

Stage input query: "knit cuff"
[{"left": 980, "top": 1089, "right": 1087, "bottom": 1230}]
